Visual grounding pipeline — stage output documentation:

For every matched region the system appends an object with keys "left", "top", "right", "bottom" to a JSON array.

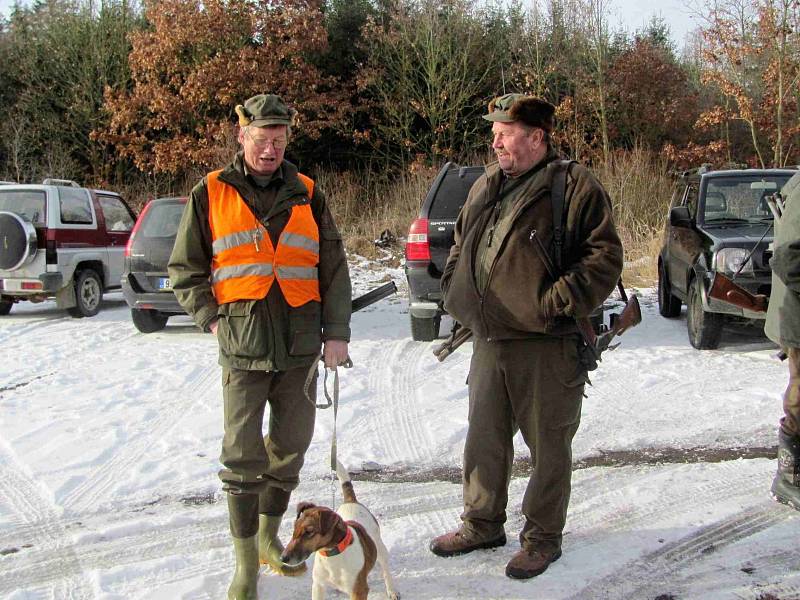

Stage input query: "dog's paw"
[{"left": 388, "top": 593, "right": 401, "bottom": 600}]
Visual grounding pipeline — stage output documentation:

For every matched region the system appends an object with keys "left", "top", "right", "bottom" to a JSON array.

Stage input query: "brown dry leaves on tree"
[{"left": 95, "top": 0, "right": 347, "bottom": 175}]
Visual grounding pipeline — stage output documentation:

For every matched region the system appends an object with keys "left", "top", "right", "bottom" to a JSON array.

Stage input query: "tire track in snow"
[
  {"left": 59, "top": 364, "right": 219, "bottom": 515},
  {"left": 571, "top": 461, "right": 767, "bottom": 538},
  {"left": 568, "top": 502, "right": 790, "bottom": 600},
  {"left": 367, "top": 338, "right": 436, "bottom": 465},
  {"left": 0, "top": 435, "right": 94, "bottom": 598}
]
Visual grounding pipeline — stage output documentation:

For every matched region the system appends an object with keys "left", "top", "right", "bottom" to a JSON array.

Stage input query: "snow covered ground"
[{"left": 0, "top": 260, "right": 797, "bottom": 599}]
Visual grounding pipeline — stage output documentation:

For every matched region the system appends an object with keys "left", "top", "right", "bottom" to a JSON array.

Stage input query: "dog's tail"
[{"left": 335, "top": 460, "right": 358, "bottom": 504}]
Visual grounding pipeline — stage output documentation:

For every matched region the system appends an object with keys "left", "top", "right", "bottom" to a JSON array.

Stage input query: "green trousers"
[
  {"left": 782, "top": 346, "right": 800, "bottom": 437},
  {"left": 220, "top": 365, "right": 317, "bottom": 537},
  {"left": 461, "top": 336, "right": 585, "bottom": 554}
]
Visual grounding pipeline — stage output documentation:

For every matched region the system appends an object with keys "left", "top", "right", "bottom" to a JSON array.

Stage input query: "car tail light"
[
  {"left": 405, "top": 218, "right": 430, "bottom": 261},
  {"left": 21, "top": 281, "right": 43, "bottom": 290},
  {"left": 126, "top": 200, "right": 154, "bottom": 258}
]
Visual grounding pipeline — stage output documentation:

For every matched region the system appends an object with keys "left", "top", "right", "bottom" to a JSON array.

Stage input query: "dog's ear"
[
  {"left": 319, "top": 508, "right": 346, "bottom": 540},
  {"left": 296, "top": 501, "right": 316, "bottom": 519}
]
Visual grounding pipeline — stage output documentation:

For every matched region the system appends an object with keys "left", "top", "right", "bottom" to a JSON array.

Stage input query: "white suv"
[{"left": 0, "top": 179, "right": 136, "bottom": 317}]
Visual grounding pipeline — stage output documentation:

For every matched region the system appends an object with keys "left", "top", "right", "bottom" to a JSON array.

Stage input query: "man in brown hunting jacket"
[{"left": 429, "top": 93, "right": 623, "bottom": 579}]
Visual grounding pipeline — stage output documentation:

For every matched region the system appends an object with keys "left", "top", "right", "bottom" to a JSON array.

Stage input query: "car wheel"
[
  {"left": 410, "top": 314, "right": 441, "bottom": 342},
  {"left": 687, "top": 277, "right": 724, "bottom": 349},
  {"left": 0, "top": 297, "right": 12, "bottom": 316},
  {"left": 131, "top": 308, "right": 169, "bottom": 333},
  {"left": 658, "top": 263, "right": 682, "bottom": 318},
  {"left": 67, "top": 269, "right": 103, "bottom": 318}
]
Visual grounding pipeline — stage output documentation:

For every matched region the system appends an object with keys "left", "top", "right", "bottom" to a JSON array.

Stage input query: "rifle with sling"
[{"left": 546, "top": 159, "right": 641, "bottom": 366}]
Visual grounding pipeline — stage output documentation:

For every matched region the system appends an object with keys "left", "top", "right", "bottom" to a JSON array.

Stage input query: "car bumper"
[
  {"left": 0, "top": 272, "right": 64, "bottom": 297},
  {"left": 121, "top": 275, "right": 185, "bottom": 314},
  {"left": 405, "top": 262, "right": 444, "bottom": 318}
]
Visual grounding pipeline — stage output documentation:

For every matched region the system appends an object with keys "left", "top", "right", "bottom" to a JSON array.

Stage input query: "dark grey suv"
[
  {"left": 121, "top": 197, "right": 187, "bottom": 333},
  {"left": 404, "top": 162, "right": 484, "bottom": 341},
  {"left": 658, "top": 165, "right": 795, "bottom": 349}
]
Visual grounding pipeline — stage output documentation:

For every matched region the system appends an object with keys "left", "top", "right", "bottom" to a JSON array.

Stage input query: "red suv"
[{"left": 0, "top": 179, "right": 136, "bottom": 317}]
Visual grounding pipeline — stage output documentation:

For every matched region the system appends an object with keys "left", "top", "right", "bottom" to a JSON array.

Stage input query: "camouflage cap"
[
  {"left": 235, "top": 94, "right": 296, "bottom": 127},
  {"left": 482, "top": 93, "right": 556, "bottom": 132}
]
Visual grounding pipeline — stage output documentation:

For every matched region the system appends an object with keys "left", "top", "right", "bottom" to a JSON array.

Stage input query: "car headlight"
[{"left": 714, "top": 247, "right": 754, "bottom": 274}]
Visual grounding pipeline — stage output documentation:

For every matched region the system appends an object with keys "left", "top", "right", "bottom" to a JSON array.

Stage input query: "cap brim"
[
  {"left": 248, "top": 118, "right": 292, "bottom": 127},
  {"left": 482, "top": 112, "right": 514, "bottom": 122}
]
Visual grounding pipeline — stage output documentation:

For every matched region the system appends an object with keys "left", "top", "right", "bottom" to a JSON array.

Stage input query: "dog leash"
[{"left": 303, "top": 353, "right": 353, "bottom": 504}]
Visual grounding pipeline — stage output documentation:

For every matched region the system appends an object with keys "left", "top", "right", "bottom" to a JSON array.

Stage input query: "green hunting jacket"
[
  {"left": 766, "top": 172, "right": 800, "bottom": 347},
  {"left": 441, "top": 154, "right": 623, "bottom": 340},
  {"left": 168, "top": 154, "right": 351, "bottom": 371}
]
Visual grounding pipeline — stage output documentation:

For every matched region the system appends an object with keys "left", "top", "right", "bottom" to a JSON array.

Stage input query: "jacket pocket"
[
  {"left": 217, "top": 300, "right": 266, "bottom": 358},
  {"left": 288, "top": 300, "right": 322, "bottom": 356}
]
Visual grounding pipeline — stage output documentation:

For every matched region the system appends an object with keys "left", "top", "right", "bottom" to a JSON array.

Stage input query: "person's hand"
[
  {"left": 753, "top": 294, "right": 769, "bottom": 312},
  {"left": 323, "top": 340, "right": 349, "bottom": 369},
  {"left": 209, "top": 319, "right": 219, "bottom": 335}
]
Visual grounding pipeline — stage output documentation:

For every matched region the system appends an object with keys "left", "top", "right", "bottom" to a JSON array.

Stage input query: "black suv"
[
  {"left": 121, "top": 197, "right": 187, "bottom": 333},
  {"left": 658, "top": 164, "right": 795, "bottom": 349},
  {"left": 404, "top": 162, "right": 484, "bottom": 341}
]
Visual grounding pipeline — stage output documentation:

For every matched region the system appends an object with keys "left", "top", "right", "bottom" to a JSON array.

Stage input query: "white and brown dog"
[{"left": 281, "top": 461, "right": 400, "bottom": 600}]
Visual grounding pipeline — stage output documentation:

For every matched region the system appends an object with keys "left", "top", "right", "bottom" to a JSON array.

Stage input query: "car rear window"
[
  {"left": 140, "top": 201, "right": 186, "bottom": 238},
  {"left": 428, "top": 167, "right": 483, "bottom": 219},
  {"left": 0, "top": 190, "right": 46, "bottom": 226}
]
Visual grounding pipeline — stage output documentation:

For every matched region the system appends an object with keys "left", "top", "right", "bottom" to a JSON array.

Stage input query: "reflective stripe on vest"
[{"left": 207, "top": 170, "right": 321, "bottom": 306}]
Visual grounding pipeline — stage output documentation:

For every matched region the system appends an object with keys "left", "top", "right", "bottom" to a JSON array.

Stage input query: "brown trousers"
[
  {"left": 220, "top": 365, "right": 317, "bottom": 537},
  {"left": 781, "top": 347, "right": 800, "bottom": 437},
  {"left": 461, "top": 336, "right": 585, "bottom": 553}
]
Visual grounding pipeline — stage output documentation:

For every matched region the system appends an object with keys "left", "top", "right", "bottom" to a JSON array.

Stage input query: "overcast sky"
[{"left": 0, "top": 0, "right": 701, "bottom": 47}]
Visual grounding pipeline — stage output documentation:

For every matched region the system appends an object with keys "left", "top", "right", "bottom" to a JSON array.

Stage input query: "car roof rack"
[{"left": 42, "top": 178, "right": 81, "bottom": 188}]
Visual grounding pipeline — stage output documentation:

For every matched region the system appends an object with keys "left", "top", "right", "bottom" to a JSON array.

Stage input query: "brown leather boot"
[
  {"left": 429, "top": 528, "right": 506, "bottom": 557},
  {"left": 505, "top": 548, "right": 562, "bottom": 579}
]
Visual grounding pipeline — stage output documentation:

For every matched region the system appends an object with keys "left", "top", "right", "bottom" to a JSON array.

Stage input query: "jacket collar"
[
  {"left": 217, "top": 154, "right": 310, "bottom": 219},
  {"left": 482, "top": 150, "right": 561, "bottom": 206}
]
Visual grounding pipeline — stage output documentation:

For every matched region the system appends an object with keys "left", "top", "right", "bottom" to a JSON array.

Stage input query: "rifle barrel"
[{"left": 351, "top": 281, "right": 397, "bottom": 313}]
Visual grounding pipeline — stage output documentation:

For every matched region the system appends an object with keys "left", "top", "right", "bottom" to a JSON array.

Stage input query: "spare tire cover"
[{"left": 0, "top": 211, "right": 38, "bottom": 271}]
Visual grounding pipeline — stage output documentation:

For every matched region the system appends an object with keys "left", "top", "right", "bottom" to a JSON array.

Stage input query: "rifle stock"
[
  {"left": 707, "top": 272, "right": 767, "bottom": 313},
  {"left": 433, "top": 324, "right": 472, "bottom": 362}
]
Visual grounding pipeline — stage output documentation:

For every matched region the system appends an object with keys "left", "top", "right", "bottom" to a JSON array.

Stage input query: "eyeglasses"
[{"left": 245, "top": 130, "right": 288, "bottom": 150}]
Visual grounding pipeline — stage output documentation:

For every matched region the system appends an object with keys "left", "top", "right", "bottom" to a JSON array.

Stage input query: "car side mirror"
[{"left": 669, "top": 206, "right": 692, "bottom": 228}]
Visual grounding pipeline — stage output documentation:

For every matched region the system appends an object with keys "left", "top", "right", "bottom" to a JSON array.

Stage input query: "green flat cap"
[
  {"left": 483, "top": 93, "right": 556, "bottom": 132},
  {"left": 235, "top": 94, "right": 296, "bottom": 127}
]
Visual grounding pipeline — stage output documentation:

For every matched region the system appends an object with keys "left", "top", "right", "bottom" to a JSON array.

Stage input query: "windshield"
[
  {"left": 0, "top": 190, "right": 46, "bottom": 226},
  {"left": 702, "top": 175, "right": 792, "bottom": 224},
  {"left": 140, "top": 201, "right": 186, "bottom": 239}
]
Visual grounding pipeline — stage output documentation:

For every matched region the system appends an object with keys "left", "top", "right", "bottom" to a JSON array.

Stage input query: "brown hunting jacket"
[{"left": 441, "top": 155, "right": 623, "bottom": 340}]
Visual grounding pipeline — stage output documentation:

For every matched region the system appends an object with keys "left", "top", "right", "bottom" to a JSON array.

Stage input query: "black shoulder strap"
[{"left": 549, "top": 159, "right": 575, "bottom": 272}]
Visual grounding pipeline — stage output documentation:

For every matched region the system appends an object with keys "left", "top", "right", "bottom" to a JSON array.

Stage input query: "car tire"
[
  {"left": 687, "top": 277, "right": 724, "bottom": 350},
  {"left": 131, "top": 308, "right": 169, "bottom": 333},
  {"left": 410, "top": 314, "right": 441, "bottom": 342},
  {"left": 658, "top": 263, "right": 682, "bottom": 318},
  {"left": 0, "top": 297, "right": 12, "bottom": 316},
  {"left": 67, "top": 269, "right": 103, "bottom": 318}
]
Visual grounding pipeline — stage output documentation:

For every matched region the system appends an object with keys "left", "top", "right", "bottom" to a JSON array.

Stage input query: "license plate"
[{"left": 158, "top": 277, "right": 172, "bottom": 290}]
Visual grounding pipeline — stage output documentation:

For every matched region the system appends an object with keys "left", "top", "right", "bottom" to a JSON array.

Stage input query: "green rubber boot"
[
  {"left": 227, "top": 535, "right": 259, "bottom": 600},
  {"left": 258, "top": 514, "right": 307, "bottom": 576},
  {"left": 771, "top": 429, "right": 800, "bottom": 511}
]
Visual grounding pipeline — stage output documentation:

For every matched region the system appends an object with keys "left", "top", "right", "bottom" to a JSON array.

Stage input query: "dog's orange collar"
[{"left": 319, "top": 524, "right": 354, "bottom": 557}]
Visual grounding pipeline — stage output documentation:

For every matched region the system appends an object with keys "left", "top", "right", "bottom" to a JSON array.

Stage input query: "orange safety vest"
[{"left": 207, "top": 170, "right": 321, "bottom": 307}]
